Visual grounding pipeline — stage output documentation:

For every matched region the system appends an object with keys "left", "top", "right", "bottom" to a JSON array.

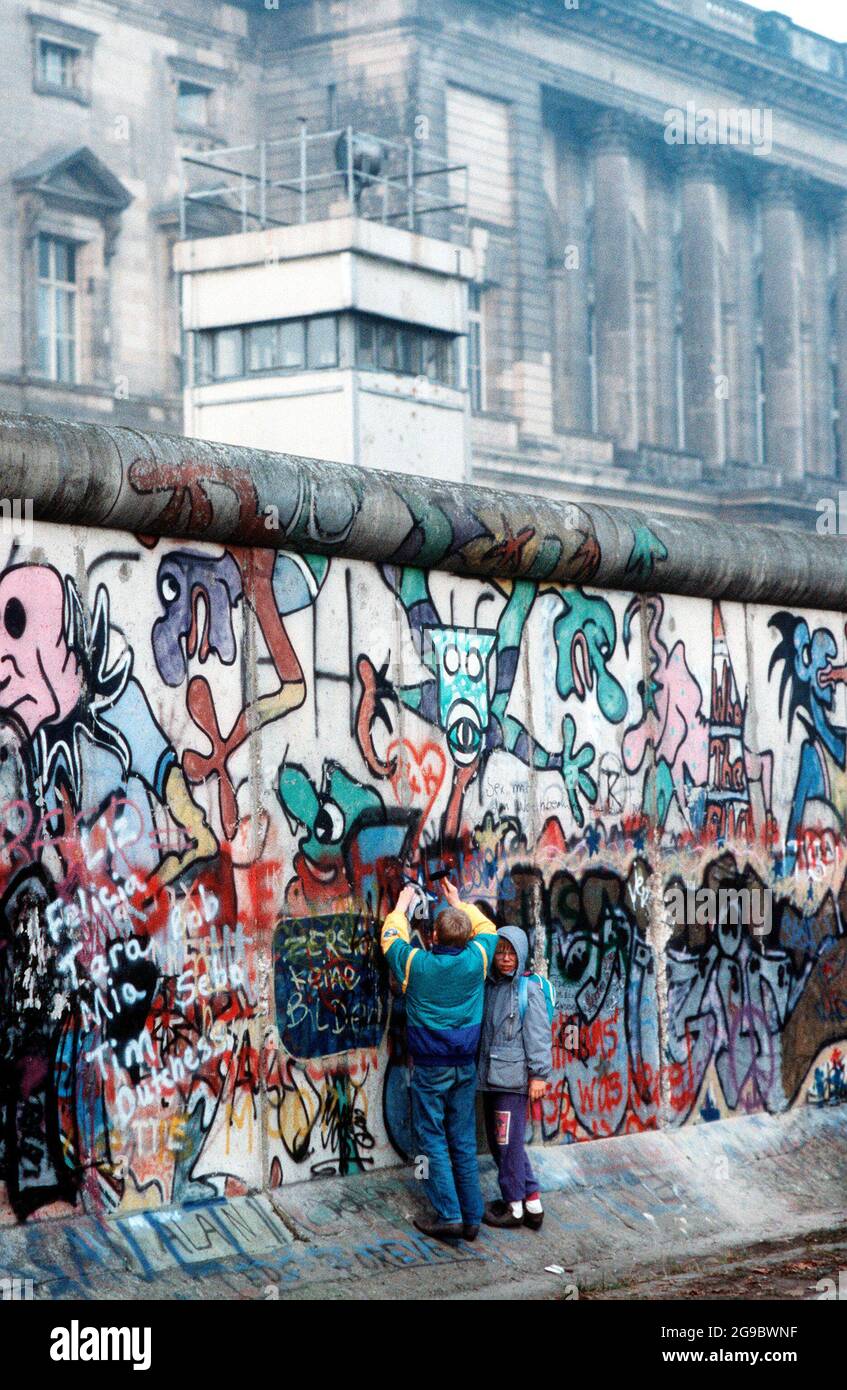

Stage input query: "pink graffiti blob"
[
  {"left": 0, "top": 566, "right": 82, "bottom": 734},
  {"left": 623, "top": 596, "right": 708, "bottom": 783}
]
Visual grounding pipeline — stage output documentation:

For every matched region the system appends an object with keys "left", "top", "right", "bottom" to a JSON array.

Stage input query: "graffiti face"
[
  {"left": 279, "top": 761, "right": 384, "bottom": 883},
  {"left": 555, "top": 590, "right": 626, "bottom": 723},
  {"left": 769, "top": 612, "right": 844, "bottom": 727},
  {"left": 152, "top": 551, "right": 243, "bottom": 686},
  {"left": 426, "top": 626, "right": 495, "bottom": 766},
  {"left": 794, "top": 620, "right": 836, "bottom": 713},
  {"left": 0, "top": 566, "right": 81, "bottom": 735}
]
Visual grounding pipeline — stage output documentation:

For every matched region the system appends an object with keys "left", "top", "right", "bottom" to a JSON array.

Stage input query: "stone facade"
[
  {"left": 0, "top": 0, "right": 257, "bottom": 430},
  {"left": 253, "top": 0, "right": 847, "bottom": 526},
  {"left": 3, "top": 0, "right": 847, "bottom": 525}
]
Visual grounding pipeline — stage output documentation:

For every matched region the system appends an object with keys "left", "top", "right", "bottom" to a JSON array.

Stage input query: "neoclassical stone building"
[
  {"left": 0, "top": 0, "right": 257, "bottom": 431},
  {"left": 3, "top": 0, "right": 847, "bottom": 526}
]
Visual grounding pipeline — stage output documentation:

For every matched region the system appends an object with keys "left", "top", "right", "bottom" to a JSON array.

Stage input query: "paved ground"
[
  {"left": 582, "top": 1231, "right": 847, "bottom": 1301},
  {"left": 1, "top": 1107, "right": 845, "bottom": 1300}
]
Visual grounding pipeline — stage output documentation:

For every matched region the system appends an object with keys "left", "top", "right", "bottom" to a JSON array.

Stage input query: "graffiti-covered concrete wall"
[{"left": 0, "top": 411, "right": 845, "bottom": 1225}]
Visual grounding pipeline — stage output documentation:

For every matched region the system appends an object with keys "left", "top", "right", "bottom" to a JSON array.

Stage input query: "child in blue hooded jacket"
[
  {"left": 478, "top": 925, "right": 552, "bottom": 1230},
  {"left": 381, "top": 878, "right": 498, "bottom": 1242}
]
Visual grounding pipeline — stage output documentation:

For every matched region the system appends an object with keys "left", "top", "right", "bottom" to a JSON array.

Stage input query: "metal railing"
[{"left": 178, "top": 125, "right": 470, "bottom": 244}]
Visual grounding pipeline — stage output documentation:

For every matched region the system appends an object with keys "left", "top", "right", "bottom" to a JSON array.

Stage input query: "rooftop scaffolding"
[{"left": 178, "top": 125, "right": 470, "bottom": 244}]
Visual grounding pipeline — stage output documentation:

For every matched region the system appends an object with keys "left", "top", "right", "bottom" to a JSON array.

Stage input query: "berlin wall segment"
[{"left": 0, "top": 410, "right": 843, "bottom": 1225}]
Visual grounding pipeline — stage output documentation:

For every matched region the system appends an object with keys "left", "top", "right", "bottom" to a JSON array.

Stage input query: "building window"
[
  {"left": 422, "top": 332, "right": 452, "bottom": 385},
  {"left": 307, "top": 316, "right": 339, "bottom": 369},
  {"left": 247, "top": 323, "right": 277, "bottom": 372},
  {"left": 355, "top": 315, "right": 456, "bottom": 386},
  {"left": 587, "top": 302, "right": 599, "bottom": 435},
  {"left": 356, "top": 318, "right": 377, "bottom": 369},
  {"left": 674, "top": 325, "right": 686, "bottom": 451},
  {"left": 30, "top": 17, "right": 95, "bottom": 104},
  {"left": 37, "top": 39, "right": 79, "bottom": 91},
  {"left": 829, "top": 280, "right": 841, "bottom": 475},
  {"left": 672, "top": 225, "right": 685, "bottom": 451},
  {"left": 214, "top": 329, "right": 244, "bottom": 379},
  {"left": 446, "top": 86, "right": 513, "bottom": 226},
  {"left": 279, "top": 320, "right": 306, "bottom": 368},
  {"left": 177, "top": 80, "right": 212, "bottom": 128},
  {"left": 831, "top": 360, "right": 841, "bottom": 474},
  {"left": 195, "top": 315, "right": 339, "bottom": 383},
  {"left": 755, "top": 344, "right": 767, "bottom": 467},
  {"left": 377, "top": 321, "right": 400, "bottom": 372},
  {"left": 195, "top": 314, "right": 462, "bottom": 386},
  {"left": 37, "top": 234, "right": 77, "bottom": 383},
  {"left": 468, "top": 286, "right": 486, "bottom": 412}
]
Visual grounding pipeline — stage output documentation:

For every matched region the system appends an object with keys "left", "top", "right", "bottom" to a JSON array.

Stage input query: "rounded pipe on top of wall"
[{"left": 0, "top": 408, "right": 844, "bottom": 608}]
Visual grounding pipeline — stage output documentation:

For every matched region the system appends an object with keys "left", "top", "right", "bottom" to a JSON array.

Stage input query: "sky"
[{"left": 743, "top": 0, "right": 847, "bottom": 42}]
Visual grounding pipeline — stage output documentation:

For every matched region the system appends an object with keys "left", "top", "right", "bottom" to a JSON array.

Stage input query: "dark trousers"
[
  {"left": 483, "top": 1090, "right": 539, "bottom": 1205},
  {"left": 410, "top": 1061, "right": 484, "bottom": 1226}
]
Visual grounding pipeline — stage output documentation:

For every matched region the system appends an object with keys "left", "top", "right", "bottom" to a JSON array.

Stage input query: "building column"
[
  {"left": 761, "top": 169, "right": 805, "bottom": 480},
  {"left": 590, "top": 111, "right": 638, "bottom": 449},
  {"left": 835, "top": 197, "right": 847, "bottom": 481},
  {"left": 550, "top": 137, "right": 591, "bottom": 433},
  {"left": 680, "top": 149, "right": 726, "bottom": 471}
]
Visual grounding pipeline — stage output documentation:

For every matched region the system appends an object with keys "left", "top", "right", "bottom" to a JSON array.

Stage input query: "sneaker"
[
  {"left": 523, "top": 1207, "right": 544, "bottom": 1231},
  {"left": 462, "top": 1223, "right": 479, "bottom": 1242},
  {"left": 482, "top": 1200, "right": 523, "bottom": 1229},
  {"left": 413, "top": 1215, "right": 464, "bottom": 1242}
]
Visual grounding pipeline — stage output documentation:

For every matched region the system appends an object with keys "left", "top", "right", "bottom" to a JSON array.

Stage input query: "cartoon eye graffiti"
[
  {"left": 448, "top": 716, "right": 481, "bottom": 760},
  {"left": 3, "top": 597, "right": 26, "bottom": 640},
  {"left": 466, "top": 649, "right": 483, "bottom": 681},
  {"left": 444, "top": 645, "right": 460, "bottom": 675},
  {"left": 159, "top": 574, "right": 180, "bottom": 605},
  {"left": 560, "top": 935, "right": 590, "bottom": 983},
  {"left": 801, "top": 644, "right": 811, "bottom": 668},
  {"left": 313, "top": 799, "right": 345, "bottom": 844}
]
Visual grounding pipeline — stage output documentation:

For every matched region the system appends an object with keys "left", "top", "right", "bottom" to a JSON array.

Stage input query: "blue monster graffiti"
[
  {"left": 427, "top": 625, "right": 496, "bottom": 767},
  {"left": 356, "top": 567, "right": 626, "bottom": 834},
  {"left": 769, "top": 612, "right": 847, "bottom": 872}
]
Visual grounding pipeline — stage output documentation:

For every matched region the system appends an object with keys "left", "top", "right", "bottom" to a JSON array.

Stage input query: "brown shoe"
[
  {"left": 482, "top": 1200, "right": 522, "bottom": 1229},
  {"left": 413, "top": 1215, "right": 464, "bottom": 1242},
  {"left": 523, "top": 1207, "right": 544, "bottom": 1231}
]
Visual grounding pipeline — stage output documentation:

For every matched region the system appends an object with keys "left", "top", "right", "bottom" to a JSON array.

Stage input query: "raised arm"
[
  {"left": 442, "top": 878, "right": 498, "bottom": 963},
  {"left": 380, "top": 884, "right": 418, "bottom": 988}
]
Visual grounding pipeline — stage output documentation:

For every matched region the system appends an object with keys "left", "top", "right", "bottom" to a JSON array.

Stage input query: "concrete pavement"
[{"left": 1, "top": 1106, "right": 845, "bottom": 1300}]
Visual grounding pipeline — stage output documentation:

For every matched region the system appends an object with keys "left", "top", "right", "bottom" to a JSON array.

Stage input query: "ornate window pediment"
[{"left": 13, "top": 145, "right": 132, "bottom": 219}]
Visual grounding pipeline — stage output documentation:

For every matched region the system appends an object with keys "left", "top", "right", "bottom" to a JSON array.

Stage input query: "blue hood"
[{"left": 490, "top": 924, "right": 529, "bottom": 980}]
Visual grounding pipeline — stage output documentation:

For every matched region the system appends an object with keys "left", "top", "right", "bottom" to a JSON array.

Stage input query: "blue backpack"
[{"left": 517, "top": 972, "right": 557, "bottom": 1024}]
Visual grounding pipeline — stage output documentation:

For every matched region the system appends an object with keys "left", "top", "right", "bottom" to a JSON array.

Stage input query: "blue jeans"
[{"left": 410, "top": 1061, "right": 483, "bottom": 1226}]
